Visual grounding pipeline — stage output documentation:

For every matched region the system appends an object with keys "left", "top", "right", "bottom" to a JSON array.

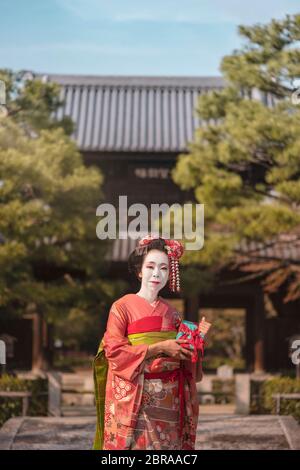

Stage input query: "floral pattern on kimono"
[{"left": 95, "top": 293, "right": 200, "bottom": 450}]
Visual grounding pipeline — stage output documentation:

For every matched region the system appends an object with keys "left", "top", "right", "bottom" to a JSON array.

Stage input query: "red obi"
[{"left": 144, "top": 367, "right": 192, "bottom": 437}]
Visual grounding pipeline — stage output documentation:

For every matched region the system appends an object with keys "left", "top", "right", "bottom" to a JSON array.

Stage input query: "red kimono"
[{"left": 94, "top": 293, "right": 200, "bottom": 450}]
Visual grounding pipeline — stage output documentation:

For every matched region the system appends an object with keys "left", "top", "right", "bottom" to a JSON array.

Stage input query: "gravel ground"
[{"left": 0, "top": 413, "right": 298, "bottom": 450}]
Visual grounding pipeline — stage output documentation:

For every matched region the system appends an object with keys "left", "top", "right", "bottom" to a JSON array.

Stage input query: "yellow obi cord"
[{"left": 128, "top": 330, "right": 177, "bottom": 346}]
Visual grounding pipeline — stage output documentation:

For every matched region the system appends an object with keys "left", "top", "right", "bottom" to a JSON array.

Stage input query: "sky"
[{"left": 1, "top": 0, "right": 299, "bottom": 77}]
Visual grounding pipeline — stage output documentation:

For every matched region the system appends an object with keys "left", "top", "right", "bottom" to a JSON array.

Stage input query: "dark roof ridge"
[{"left": 38, "top": 73, "right": 225, "bottom": 88}]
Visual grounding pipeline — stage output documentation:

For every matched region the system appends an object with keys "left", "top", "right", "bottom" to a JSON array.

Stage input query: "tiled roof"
[
  {"left": 105, "top": 236, "right": 138, "bottom": 262},
  {"left": 105, "top": 235, "right": 300, "bottom": 263},
  {"left": 43, "top": 74, "right": 225, "bottom": 153},
  {"left": 237, "top": 235, "right": 300, "bottom": 262}
]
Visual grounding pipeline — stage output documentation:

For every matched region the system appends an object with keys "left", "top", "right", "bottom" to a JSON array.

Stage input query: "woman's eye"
[{"left": 145, "top": 265, "right": 167, "bottom": 270}]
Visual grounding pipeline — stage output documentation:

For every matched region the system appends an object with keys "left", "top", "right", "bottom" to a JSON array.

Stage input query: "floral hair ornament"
[{"left": 137, "top": 234, "right": 184, "bottom": 293}]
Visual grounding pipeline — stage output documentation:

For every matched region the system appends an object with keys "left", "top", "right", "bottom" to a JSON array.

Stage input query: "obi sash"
[
  {"left": 144, "top": 367, "right": 192, "bottom": 437},
  {"left": 128, "top": 330, "right": 193, "bottom": 437}
]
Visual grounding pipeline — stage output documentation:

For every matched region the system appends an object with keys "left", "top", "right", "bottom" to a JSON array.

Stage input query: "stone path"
[
  {"left": 0, "top": 414, "right": 299, "bottom": 450},
  {"left": 196, "top": 414, "right": 299, "bottom": 450}
]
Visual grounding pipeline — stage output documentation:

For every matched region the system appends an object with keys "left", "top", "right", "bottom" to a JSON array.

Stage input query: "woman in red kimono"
[{"left": 93, "top": 235, "right": 210, "bottom": 450}]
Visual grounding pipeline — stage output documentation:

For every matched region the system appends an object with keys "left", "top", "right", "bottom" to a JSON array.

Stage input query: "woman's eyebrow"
[{"left": 146, "top": 261, "right": 168, "bottom": 266}]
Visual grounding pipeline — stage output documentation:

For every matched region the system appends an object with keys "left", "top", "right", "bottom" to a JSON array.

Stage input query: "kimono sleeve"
[{"left": 103, "top": 301, "right": 149, "bottom": 382}]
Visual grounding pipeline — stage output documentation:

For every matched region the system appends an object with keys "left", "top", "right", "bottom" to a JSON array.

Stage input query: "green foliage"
[
  {"left": 53, "top": 278, "right": 128, "bottom": 352},
  {"left": 0, "top": 69, "right": 124, "bottom": 353},
  {"left": 0, "top": 374, "right": 48, "bottom": 427},
  {"left": 172, "top": 13, "right": 300, "bottom": 298},
  {"left": 0, "top": 69, "right": 73, "bottom": 133},
  {"left": 203, "top": 356, "right": 245, "bottom": 370},
  {"left": 181, "top": 266, "right": 215, "bottom": 296},
  {"left": 221, "top": 15, "right": 300, "bottom": 98},
  {"left": 201, "top": 308, "right": 246, "bottom": 370},
  {"left": 250, "top": 377, "right": 300, "bottom": 423},
  {"left": 0, "top": 116, "right": 110, "bottom": 319}
]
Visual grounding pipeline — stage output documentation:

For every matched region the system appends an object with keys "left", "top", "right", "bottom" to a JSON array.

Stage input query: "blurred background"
[{"left": 0, "top": 1, "right": 300, "bottom": 432}]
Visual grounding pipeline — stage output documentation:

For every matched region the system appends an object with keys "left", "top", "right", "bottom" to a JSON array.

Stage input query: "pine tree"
[
  {"left": 0, "top": 71, "right": 126, "bottom": 364},
  {"left": 173, "top": 14, "right": 300, "bottom": 302}
]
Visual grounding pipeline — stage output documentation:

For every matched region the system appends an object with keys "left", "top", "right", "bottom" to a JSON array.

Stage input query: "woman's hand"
[
  {"left": 199, "top": 316, "right": 212, "bottom": 336},
  {"left": 161, "top": 339, "right": 194, "bottom": 361}
]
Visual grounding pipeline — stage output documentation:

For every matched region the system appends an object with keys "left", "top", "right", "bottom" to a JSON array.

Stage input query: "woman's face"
[{"left": 139, "top": 249, "right": 169, "bottom": 293}]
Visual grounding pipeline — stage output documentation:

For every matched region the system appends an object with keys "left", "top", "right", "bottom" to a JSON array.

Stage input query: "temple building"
[{"left": 14, "top": 74, "right": 300, "bottom": 373}]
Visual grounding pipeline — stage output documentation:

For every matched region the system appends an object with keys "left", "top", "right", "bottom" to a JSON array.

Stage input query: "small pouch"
[{"left": 176, "top": 320, "right": 205, "bottom": 363}]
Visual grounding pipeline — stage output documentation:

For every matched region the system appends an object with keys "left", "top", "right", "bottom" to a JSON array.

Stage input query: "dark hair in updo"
[{"left": 128, "top": 238, "right": 169, "bottom": 281}]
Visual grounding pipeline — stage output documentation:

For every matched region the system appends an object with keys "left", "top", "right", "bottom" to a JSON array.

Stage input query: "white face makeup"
[{"left": 139, "top": 249, "right": 169, "bottom": 295}]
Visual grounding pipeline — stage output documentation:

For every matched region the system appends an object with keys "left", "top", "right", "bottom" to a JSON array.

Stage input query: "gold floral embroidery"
[{"left": 112, "top": 375, "right": 132, "bottom": 400}]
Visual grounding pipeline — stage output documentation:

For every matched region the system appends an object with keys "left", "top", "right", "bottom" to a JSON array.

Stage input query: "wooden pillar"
[
  {"left": 47, "top": 324, "right": 54, "bottom": 369},
  {"left": 253, "top": 289, "right": 265, "bottom": 373},
  {"left": 32, "top": 313, "right": 43, "bottom": 371},
  {"left": 184, "top": 295, "right": 199, "bottom": 323},
  {"left": 41, "top": 317, "right": 50, "bottom": 371},
  {"left": 245, "top": 303, "right": 254, "bottom": 372},
  {"left": 24, "top": 313, "right": 43, "bottom": 371}
]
